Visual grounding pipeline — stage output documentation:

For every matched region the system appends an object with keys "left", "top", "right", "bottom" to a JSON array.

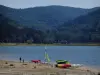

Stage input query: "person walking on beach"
[{"left": 19, "top": 57, "right": 22, "bottom": 63}]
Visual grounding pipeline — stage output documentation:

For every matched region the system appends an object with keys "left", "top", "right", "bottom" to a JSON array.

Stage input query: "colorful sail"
[{"left": 44, "top": 46, "right": 50, "bottom": 63}]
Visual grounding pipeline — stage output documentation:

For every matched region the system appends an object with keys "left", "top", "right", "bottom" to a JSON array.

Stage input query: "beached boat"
[
  {"left": 31, "top": 60, "right": 41, "bottom": 63},
  {"left": 55, "top": 60, "right": 71, "bottom": 68}
]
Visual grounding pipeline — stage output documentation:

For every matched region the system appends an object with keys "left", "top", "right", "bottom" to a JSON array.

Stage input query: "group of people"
[{"left": 19, "top": 57, "right": 24, "bottom": 63}]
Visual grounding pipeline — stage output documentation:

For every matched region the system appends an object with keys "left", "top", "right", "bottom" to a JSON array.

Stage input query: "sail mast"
[
  {"left": 44, "top": 46, "right": 50, "bottom": 63},
  {"left": 44, "top": 46, "right": 47, "bottom": 62}
]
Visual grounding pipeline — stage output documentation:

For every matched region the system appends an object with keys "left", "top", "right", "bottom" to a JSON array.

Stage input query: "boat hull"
[{"left": 56, "top": 64, "right": 71, "bottom": 68}]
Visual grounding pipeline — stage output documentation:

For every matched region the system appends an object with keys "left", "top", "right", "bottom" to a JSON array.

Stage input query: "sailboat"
[{"left": 44, "top": 46, "right": 50, "bottom": 63}]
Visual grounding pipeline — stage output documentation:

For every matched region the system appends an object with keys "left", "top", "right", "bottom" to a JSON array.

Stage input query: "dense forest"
[
  {"left": 0, "top": 14, "right": 46, "bottom": 43},
  {"left": 57, "top": 8, "right": 100, "bottom": 43},
  {"left": 0, "top": 5, "right": 100, "bottom": 44}
]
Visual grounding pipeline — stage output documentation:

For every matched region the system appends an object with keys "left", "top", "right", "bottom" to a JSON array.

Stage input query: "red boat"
[
  {"left": 56, "top": 64, "right": 71, "bottom": 68},
  {"left": 31, "top": 60, "right": 41, "bottom": 63}
]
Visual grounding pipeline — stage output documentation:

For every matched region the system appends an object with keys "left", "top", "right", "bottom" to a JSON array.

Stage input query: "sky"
[{"left": 0, "top": 0, "right": 100, "bottom": 9}]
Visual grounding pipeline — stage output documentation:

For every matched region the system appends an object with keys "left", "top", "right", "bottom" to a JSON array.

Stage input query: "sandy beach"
[{"left": 0, "top": 60, "right": 100, "bottom": 75}]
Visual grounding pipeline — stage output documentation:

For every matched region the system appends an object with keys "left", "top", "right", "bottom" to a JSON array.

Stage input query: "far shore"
[{"left": 0, "top": 43, "right": 100, "bottom": 46}]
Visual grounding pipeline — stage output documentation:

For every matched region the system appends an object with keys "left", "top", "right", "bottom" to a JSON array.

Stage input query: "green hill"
[
  {"left": 0, "top": 14, "right": 48, "bottom": 43},
  {"left": 57, "top": 8, "right": 100, "bottom": 43},
  {"left": 0, "top": 5, "right": 94, "bottom": 30},
  {"left": 0, "top": 5, "right": 100, "bottom": 43}
]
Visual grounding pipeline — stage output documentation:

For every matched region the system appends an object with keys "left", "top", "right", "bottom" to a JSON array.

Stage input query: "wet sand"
[{"left": 0, "top": 60, "right": 100, "bottom": 75}]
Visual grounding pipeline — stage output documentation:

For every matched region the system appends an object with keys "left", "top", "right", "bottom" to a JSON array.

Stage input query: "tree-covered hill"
[
  {"left": 0, "top": 5, "right": 100, "bottom": 43},
  {"left": 0, "top": 14, "right": 49, "bottom": 43},
  {"left": 57, "top": 8, "right": 100, "bottom": 43},
  {"left": 0, "top": 5, "right": 94, "bottom": 29}
]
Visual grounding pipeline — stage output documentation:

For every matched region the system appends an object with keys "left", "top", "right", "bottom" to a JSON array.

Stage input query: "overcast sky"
[{"left": 0, "top": 0, "right": 100, "bottom": 8}]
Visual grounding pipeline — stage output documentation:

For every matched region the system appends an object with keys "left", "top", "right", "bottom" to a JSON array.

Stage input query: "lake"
[{"left": 0, "top": 46, "right": 100, "bottom": 66}]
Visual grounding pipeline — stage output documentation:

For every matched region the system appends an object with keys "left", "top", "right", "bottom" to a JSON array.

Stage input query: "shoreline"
[
  {"left": 0, "top": 43, "right": 100, "bottom": 46},
  {"left": 0, "top": 60, "right": 100, "bottom": 75}
]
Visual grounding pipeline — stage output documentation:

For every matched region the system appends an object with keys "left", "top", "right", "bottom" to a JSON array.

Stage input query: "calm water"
[{"left": 0, "top": 46, "right": 100, "bottom": 66}]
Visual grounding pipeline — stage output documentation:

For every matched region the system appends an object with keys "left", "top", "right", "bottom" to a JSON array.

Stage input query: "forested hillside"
[
  {"left": 0, "top": 5, "right": 93, "bottom": 30},
  {"left": 0, "top": 5, "right": 100, "bottom": 43},
  {"left": 0, "top": 14, "right": 50, "bottom": 43},
  {"left": 57, "top": 8, "right": 100, "bottom": 43}
]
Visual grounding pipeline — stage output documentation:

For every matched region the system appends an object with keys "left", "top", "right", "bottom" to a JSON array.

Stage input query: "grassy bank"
[{"left": 0, "top": 43, "right": 100, "bottom": 46}]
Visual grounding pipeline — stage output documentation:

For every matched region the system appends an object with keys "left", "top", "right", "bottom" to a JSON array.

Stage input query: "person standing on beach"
[
  {"left": 23, "top": 59, "right": 24, "bottom": 63},
  {"left": 19, "top": 57, "right": 22, "bottom": 63}
]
